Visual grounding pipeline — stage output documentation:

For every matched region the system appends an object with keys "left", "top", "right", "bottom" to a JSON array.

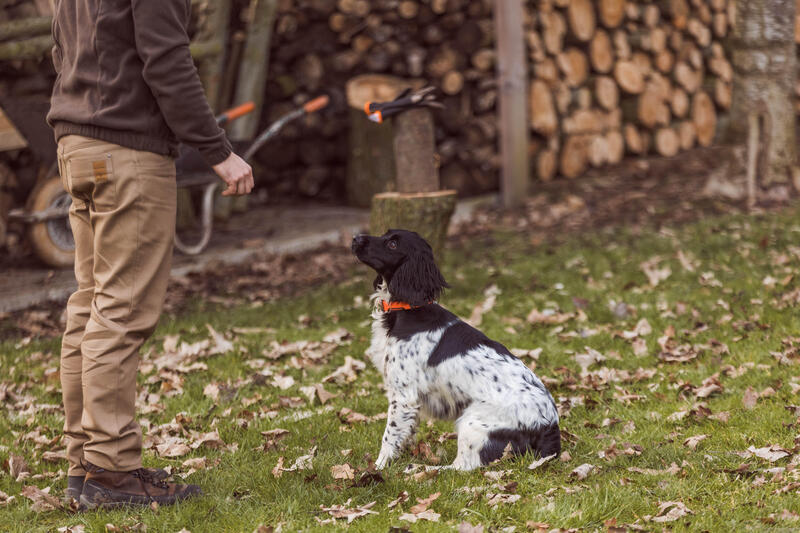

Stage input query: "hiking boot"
[
  {"left": 79, "top": 462, "right": 201, "bottom": 510},
  {"left": 64, "top": 467, "right": 170, "bottom": 501}
]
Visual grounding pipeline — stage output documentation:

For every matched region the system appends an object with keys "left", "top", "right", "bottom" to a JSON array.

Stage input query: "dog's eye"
[{"left": 387, "top": 240, "right": 398, "bottom": 250}]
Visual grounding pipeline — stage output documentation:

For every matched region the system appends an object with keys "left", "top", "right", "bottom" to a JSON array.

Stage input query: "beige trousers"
[{"left": 58, "top": 135, "right": 176, "bottom": 474}]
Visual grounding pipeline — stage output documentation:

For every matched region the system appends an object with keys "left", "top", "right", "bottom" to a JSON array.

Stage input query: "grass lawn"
[{"left": 2, "top": 206, "right": 800, "bottom": 532}]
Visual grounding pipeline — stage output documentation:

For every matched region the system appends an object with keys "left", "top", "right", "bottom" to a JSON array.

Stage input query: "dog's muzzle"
[{"left": 352, "top": 234, "right": 368, "bottom": 254}]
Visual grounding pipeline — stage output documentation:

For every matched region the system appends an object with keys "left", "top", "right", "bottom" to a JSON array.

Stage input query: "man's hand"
[{"left": 212, "top": 153, "right": 254, "bottom": 196}]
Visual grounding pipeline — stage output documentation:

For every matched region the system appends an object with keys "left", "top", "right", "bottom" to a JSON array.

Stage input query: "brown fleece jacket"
[{"left": 47, "top": 0, "right": 232, "bottom": 165}]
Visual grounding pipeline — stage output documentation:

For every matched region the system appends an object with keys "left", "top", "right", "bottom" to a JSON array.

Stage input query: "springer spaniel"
[{"left": 351, "top": 229, "right": 560, "bottom": 471}]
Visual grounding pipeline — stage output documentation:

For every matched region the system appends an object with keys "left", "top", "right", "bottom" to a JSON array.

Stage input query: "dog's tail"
[{"left": 479, "top": 424, "right": 561, "bottom": 465}]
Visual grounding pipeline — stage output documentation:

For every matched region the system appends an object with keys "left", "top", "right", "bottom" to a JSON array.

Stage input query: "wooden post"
[
  {"left": 198, "top": 0, "right": 232, "bottom": 113},
  {"left": 229, "top": 0, "right": 279, "bottom": 141},
  {"left": 494, "top": 0, "right": 530, "bottom": 208},
  {"left": 195, "top": 0, "right": 231, "bottom": 222},
  {"left": 226, "top": 0, "right": 279, "bottom": 215}
]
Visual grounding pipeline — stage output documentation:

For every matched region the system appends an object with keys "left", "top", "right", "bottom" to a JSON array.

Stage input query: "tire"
[{"left": 27, "top": 175, "right": 75, "bottom": 268}]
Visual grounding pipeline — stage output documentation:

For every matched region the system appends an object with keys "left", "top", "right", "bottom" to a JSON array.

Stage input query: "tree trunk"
[
  {"left": 229, "top": 0, "right": 279, "bottom": 139},
  {"left": 728, "top": 0, "right": 797, "bottom": 185}
]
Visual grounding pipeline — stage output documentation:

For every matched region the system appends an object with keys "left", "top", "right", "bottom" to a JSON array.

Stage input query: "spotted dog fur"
[{"left": 352, "top": 229, "right": 560, "bottom": 471}]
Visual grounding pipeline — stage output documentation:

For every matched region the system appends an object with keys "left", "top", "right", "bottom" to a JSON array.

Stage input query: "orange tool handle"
[
  {"left": 222, "top": 101, "right": 255, "bottom": 122},
  {"left": 303, "top": 95, "right": 330, "bottom": 113}
]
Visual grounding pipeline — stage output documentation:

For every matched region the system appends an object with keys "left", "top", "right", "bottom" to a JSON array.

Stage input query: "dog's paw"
[{"left": 375, "top": 453, "right": 391, "bottom": 469}]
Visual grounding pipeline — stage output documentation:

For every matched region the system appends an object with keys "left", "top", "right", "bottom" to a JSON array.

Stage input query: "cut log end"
[{"left": 370, "top": 190, "right": 458, "bottom": 258}]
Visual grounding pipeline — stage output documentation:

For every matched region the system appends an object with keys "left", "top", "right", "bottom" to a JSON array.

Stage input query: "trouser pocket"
[{"left": 67, "top": 153, "right": 116, "bottom": 212}]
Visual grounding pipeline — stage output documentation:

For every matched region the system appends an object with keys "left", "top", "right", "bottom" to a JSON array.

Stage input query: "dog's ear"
[
  {"left": 388, "top": 247, "right": 449, "bottom": 306},
  {"left": 372, "top": 274, "right": 384, "bottom": 290}
]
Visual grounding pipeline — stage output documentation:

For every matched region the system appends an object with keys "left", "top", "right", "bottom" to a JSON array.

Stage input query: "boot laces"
[{"left": 133, "top": 468, "right": 169, "bottom": 489}]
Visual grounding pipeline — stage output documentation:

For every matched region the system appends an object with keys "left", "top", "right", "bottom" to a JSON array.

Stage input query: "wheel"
[{"left": 27, "top": 175, "right": 74, "bottom": 268}]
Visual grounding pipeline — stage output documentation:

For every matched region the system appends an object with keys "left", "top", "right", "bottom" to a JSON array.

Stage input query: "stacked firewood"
[
  {"left": 261, "top": 0, "right": 734, "bottom": 193},
  {"left": 526, "top": 0, "right": 733, "bottom": 180}
]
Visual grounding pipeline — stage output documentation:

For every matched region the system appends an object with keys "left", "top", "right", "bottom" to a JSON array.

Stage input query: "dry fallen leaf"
[
  {"left": 658, "top": 344, "right": 699, "bottom": 363},
  {"left": 190, "top": 430, "right": 225, "bottom": 450},
  {"left": 313, "top": 384, "right": 335, "bottom": 404},
  {"left": 632, "top": 338, "right": 648, "bottom": 357},
  {"left": 387, "top": 491, "right": 409, "bottom": 509},
  {"left": 623, "top": 318, "right": 652, "bottom": 339},
  {"left": 319, "top": 499, "right": 378, "bottom": 523},
  {"left": 745, "top": 445, "right": 792, "bottom": 462},
  {"left": 261, "top": 428, "right": 290, "bottom": 448},
  {"left": 574, "top": 347, "right": 606, "bottom": 373},
  {"left": 683, "top": 434, "right": 708, "bottom": 451},
  {"left": 527, "top": 308, "right": 574, "bottom": 325},
  {"left": 331, "top": 463, "right": 355, "bottom": 480},
  {"left": 206, "top": 324, "right": 234, "bottom": 355},
  {"left": 486, "top": 492, "right": 521, "bottom": 506},
  {"left": 510, "top": 348, "right": 543, "bottom": 360},
  {"left": 640, "top": 256, "right": 672, "bottom": 287},
  {"left": 155, "top": 436, "right": 191, "bottom": 458},
  {"left": 743, "top": 387, "right": 759, "bottom": 410},
  {"left": 570, "top": 463, "right": 595, "bottom": 480},
  {"left": 409, "top": 491, "right": 440, "bottom": 514},
  {"left": 468, "top": 284, "right": 500, "bottom": 327},
  {"left": 483, "top": 470, "right": 511, "bottom": 481},
  {"left": 271, "top": 457, "right": 285, "bottom": 478},
  {"left": 273, "top": 447, "right": 317, "bottom": 477},
  {"left": 8, "top": 454, "right": 30, "bottom": 480},
  {"left": 41, "top": 450, "right": 67, "bottom": 463},
  {"left": 709, "top": 411, "right": 731, "bottom": 423},
  {"left": 21, "top": 485, "right": 62, "bottom": 512},
  {"left": 528, "top": 453, "right": 557, "bottom": 470},
  {"left": 399, "top": 509, "right": 441, "bottom": 523},
  {"left": 650, "top": 501, "right": 693, "bottom": 523},
  {"left": 272, "top": 375, "right": 295, "bottom": 390},
  {"left": 323, "top": 356, "right": 367, "bottom": 384},
  {"left": 322, "top": 328, "right": 353, "bottom": 345}
]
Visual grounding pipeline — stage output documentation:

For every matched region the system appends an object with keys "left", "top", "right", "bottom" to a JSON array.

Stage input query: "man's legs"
[
  {"left": 59, "top": 136, "right": 176, "bottom": 470},
  {"left": 58, "top": 136, "right": 197, "bottom": 507}
]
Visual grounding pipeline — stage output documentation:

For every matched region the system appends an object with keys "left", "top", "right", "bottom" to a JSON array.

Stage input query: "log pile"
[
  {"left": 261, "top": 0, "right": 735, "bottom": 191},
  {"left": 525, "top": 0, "right": 732, "bottom": 180}
]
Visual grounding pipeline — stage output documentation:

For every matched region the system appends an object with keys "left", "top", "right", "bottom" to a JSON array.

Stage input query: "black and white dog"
[{"left": 352, "top": 229, "right": 560, "bottom": 471}]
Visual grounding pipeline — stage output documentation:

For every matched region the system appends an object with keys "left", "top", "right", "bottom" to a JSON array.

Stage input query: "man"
[{"left": 48, "top": 0, "right": 254, "bottom": 509}]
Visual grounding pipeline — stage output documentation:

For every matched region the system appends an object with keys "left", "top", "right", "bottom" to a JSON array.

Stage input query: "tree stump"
[
  {"left": 370, "top": 191, "right": 457, "bottom": 259},
  {"left": 346, "top": 74, "right": 417, "bottom": 207}
]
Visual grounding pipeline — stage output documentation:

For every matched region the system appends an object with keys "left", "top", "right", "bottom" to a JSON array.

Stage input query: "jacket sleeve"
[{"left": 131, "top": 0, "right": 232, "bottom": 165}]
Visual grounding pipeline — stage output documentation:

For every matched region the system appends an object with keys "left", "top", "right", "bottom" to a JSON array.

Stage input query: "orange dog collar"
[{"left": 381, "top": 300, "right": 431, "bottom": 312}]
